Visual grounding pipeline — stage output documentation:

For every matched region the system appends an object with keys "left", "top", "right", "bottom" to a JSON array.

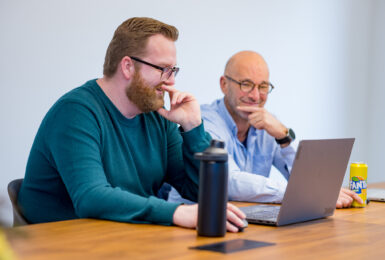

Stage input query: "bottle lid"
[{"left": 194, "top": 139, "right": 228, "bottom": 162}]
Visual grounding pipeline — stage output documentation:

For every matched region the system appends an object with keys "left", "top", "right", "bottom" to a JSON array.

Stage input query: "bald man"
[{"left": 168, "top": 50, "right": 362, "bottom": 208}]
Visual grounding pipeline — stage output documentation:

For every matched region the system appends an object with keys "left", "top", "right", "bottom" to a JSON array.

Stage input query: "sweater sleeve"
[
  {"left": 163, "top": 122, "right": 211, "bottom": 202},
  {"left": 47, "top": 102, "right": 180, "bottom": 225}
]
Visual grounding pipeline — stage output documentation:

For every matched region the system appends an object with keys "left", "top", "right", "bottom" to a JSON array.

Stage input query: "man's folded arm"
[{"left": 227, "top": 156, "right": 287, "bottom": 203}]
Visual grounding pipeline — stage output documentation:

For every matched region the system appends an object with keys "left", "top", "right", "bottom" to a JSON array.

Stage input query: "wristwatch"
[{"left": 275, "top": 128, "right": 295, "bottom": 145}]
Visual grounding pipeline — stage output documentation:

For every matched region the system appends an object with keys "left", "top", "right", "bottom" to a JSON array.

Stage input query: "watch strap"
[
  {"left": 275, "top": 136, "right": 291, "bottom": 145},
  {"left": 275, "top": 128, "right": 295, "bottom": 145}
]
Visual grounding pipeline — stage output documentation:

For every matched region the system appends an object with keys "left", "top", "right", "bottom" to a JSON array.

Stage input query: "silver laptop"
[
  {"left": 241, "top": 138, "right": 355, "bottom": 226},
  {"left": 368, "top": 189, "right": 385, "bottom": 202}
]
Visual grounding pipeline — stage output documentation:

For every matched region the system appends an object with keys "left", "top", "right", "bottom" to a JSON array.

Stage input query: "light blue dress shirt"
[{"left": 168, "top": 98, "right": 296, "bottom": 203}]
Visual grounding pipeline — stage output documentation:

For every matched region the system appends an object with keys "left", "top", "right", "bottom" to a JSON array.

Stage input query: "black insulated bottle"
[{"left": 195, "top": 139, "right": 228, "bottom": 237}]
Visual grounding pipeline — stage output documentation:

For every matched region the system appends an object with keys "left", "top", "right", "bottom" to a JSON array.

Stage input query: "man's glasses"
[
  {"left": 130, "top": 56, "right": 179, "bottom": 81},
  {"left": 225, "top": 75, "right": 274, "bottom": 94}
]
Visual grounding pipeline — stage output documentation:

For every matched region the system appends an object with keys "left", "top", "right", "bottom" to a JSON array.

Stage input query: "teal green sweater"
[{"left": 18, "top": 79, "right": 211, "bottom": 225}]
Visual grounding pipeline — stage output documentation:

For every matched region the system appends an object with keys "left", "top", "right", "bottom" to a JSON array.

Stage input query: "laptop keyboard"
[{"left": 241, "top": 205, "right": 281, "bottom": 221}]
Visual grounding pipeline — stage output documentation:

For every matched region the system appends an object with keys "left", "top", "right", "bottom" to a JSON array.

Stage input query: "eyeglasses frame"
[
  {"left": 224, "top": 75, "right": 274, "bottom": 94},
  {"left": 130, "top": 56, "right": 179, "bottom": 80}
]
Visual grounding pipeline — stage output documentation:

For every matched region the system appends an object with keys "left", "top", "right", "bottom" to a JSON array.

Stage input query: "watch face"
[
  {"left": 275, "top": 128, "right": 295, "bottom": 145},
  {"left": 288, "top": 128, "right": 296, "bottom": 141}
]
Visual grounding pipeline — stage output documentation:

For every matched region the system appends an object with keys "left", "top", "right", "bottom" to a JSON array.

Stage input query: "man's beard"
[{"left": 125, "top": 72, "right": 165, "bottom": 113}]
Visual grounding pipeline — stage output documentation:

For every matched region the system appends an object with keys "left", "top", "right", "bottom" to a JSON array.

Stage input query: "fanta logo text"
[{"left": 350, "top": 176, "right": 367, "bottom": 194}]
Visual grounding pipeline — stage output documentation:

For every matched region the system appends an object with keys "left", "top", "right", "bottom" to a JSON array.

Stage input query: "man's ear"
[
  {"left": 120, "top": 56, "right": 135, "bottom": 80},
  {"left": 220, "top": 76, "right": 228, "bottom": 95}
]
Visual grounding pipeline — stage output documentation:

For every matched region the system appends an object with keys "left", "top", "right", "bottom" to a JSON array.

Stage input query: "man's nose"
[
  {"left": 163, "top": 72, "right": 176, "bottom": 86},
  {"left": 247, "top": 86, "right": 261, "bottom": 101}
]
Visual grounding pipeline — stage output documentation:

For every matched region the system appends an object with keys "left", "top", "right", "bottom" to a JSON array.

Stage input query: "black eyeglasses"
[
  {"left": 225, "top": 75, "right": 274, "bottom": 94},
  {"left": 130, "top": 56, "right": 179, "bottom": 81}
]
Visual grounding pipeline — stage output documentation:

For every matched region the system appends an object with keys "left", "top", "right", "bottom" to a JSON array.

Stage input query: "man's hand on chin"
[
  {"left": 236, "top": 106, "right": 287, "bottom": 138},
  {"left": 157, "top": 85, "right": 201, "bottom": 131}
]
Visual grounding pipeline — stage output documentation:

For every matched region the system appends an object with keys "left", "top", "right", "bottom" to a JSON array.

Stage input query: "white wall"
[
  {"left": 368, "top": 0, "right": 385, "bottom": 184},
  {"left": 0, "top": 0, "right": 383, "bottom": 226}
]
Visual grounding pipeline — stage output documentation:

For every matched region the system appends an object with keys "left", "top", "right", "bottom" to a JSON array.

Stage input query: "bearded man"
[{"left": 18, "top": 17, "right": 245, "bottom": 231}]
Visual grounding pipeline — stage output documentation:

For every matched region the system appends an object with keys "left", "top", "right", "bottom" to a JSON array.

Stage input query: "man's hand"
[
  {"left": 226, "top": 203, "right": 247, "bottom": 232},
  {"left": 173, "top": 203, "right": 246, "bottom": 232},
  {"left": 157, "top": 85, "right": 201, "bottom": 132},
  {"left": 172, "top": 204, "right": 198, "bottom": 228},
  {"left": 237, "top": 106, "right": 287, "bottom": 139},
  {"left": 336, "top": 188, "right": 364, "bottom": 208}
]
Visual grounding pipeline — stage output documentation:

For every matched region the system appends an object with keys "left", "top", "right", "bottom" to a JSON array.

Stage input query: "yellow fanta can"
[{"left": 349, "top": 162, "right": 368, "bottom": 207}]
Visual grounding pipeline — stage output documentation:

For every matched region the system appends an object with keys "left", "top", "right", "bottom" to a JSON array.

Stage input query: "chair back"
[{"left": 7, "top": 178, "right": 29, "bottom": 226}]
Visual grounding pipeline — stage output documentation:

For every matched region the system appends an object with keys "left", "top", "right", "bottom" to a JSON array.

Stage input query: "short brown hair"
[{"left": 103, "top": 17, "right": 179, "bottom": 77}]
